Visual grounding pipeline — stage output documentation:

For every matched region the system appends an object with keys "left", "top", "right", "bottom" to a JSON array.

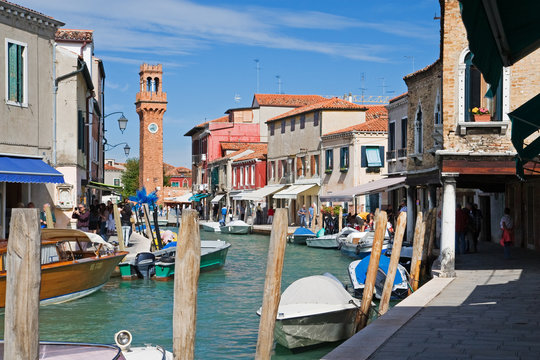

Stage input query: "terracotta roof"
[
  {"left": 196, "top": 115, "right": 228, "bottom": 128},
  {"left": 403, "top": 59, "right": 441, "bottom": 81},
  {"left": 213, "top": 143, "right": 267, "bottom": 162},
  {"left": 324, "top": 117, "right": 388, "bottom": 136},
  {"left": 55, "top": 29, "right": 93, "bottom": 42},
  {"left": 164, "top": 163, "right": 192, "bottom": 176},
  {"left": 267, "top": 97, "right": 367, "bottom": 123},
  {"left": 105, "top": 164, "right": 122, "bottom": 171},
  {"left": 364, "top": 105, "right": 388, "bottom": 122},
  {"left": 389, "top": 92, "right": 408, "bottom": 103},
  {"left": 234, "top": 143, "right": 267, "bottom": 162},
  {"left": 220, "top": 141, "right": 265, "bottom": 151},
  {"left": 253, "top": 94, "right": 326, "bottom": 108}
]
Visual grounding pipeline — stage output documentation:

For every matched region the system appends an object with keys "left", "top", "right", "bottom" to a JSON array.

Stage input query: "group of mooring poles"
[{"left": 5, "top": 206, "right": 434, "bottom": 360}]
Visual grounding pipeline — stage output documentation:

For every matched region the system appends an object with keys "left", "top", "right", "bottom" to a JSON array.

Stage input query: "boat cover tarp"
[
  {"left": 292, "top": 227, "right": 315, "bottom": 236},
  {"left": 280, "top": 275, "right": 354, "bottom": 307},
  {"left": 226, "top": 220, "right": 250, "bottom": 227},
  {"left": 354, "top": 255, "right": 403, "bottom": 286}
]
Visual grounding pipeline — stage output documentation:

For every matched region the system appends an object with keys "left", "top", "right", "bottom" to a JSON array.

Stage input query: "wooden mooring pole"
[
  {"left": 338, "top": 206, "right": 343, "bottom": 233},
  {"left": 172, "top": 209, "right": 201, "bottom": 360},
  {"left": 255, "top": 208, "right": 288, "bottom": 360},
  {"left": 409, "top": 211, "right": 426, "bottom": 292},
  {"left": 379, "top": 212, "right": 407, "bottom": 315},
  {"left": 142, "top": 204, "right": 156, "bottom": 250},
  {"left": 44, "top": 204, "right": 54, "bottom": 229},
  {"left": 4, "top": 209, "right": 41, "bottom": 360},
  {"left": 113, "top": 203, "right": 125, "bottom": 251},
  {"left": 355, "top": 210, "right": 387, "bottom": 332}
]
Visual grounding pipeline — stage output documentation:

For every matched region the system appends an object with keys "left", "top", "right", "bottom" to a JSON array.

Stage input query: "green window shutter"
[
  {"left": 8, "top": 43, "right": 17, "bottom": 101},
  {"left": 366, "top": 147, "right": 382, "bottom": 167},
  {"left": 16, "top": 45, "right": 23, "bottom": 103},
  {"left": 78, "top": 110, "right": 84, "bottom": 150},
  {"left": 361, "top": 146, "right": 367, "bottom": 167}
]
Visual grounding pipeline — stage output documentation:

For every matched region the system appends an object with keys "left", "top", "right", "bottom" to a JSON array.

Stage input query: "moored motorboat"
[
  {"left": 348, "top": 255, "right": 409, "bottom": 299},
  {"left": 339, "top": 231, "right": 390, "bottom": 259},
  {"left": 201, "top": 221, "right": 221, "bottom": 232},
  {"left": 0, "top": 229, "right": 128, "bottom": 308},
  {"left": 306, "top": 227, "right": 359, "bottom": 249},
  {"left": 257, "top": 274, "right": 360, "bottom": 349},
  {"left": 287, "top": 227, "right": 316, "bottom": 245},
  {"left": 220, "top": 220, "right": 251, "bottom": 234}
]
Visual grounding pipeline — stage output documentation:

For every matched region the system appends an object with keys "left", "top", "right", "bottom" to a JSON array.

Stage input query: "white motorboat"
[
  {"left": 115, "top": 330, "right": 173, "bottom": 359},
  {"left": 258, "top": 274, "right": 360, "bottom": 349},
  {"left": 201, "top": 221, "right": 221, "bottom": 232},
  {"left": 339, "top": 231, "right": 390, "bottom": 259},
  {"left": 220, "top": 220, "right": 251, "bottom": 234},
  {"left": 348, "top": 255, "right": 410, "bottom": 299},
  {"left": 306, "top": 227, "right": 359, "bottom": 249}
]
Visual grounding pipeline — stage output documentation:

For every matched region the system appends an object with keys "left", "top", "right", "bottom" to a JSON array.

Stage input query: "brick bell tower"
[{"left": 136, "top": 64, "right": 167, "bottom": 202}]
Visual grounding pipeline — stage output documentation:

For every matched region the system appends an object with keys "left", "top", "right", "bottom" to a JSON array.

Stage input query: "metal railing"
[{"left": 397, "top": 148, "right": 407, "bottom": 158}]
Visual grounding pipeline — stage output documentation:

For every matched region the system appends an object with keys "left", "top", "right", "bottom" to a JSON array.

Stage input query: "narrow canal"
[{"left": 0, "top": 230, "right": 354, "bottom": 359}]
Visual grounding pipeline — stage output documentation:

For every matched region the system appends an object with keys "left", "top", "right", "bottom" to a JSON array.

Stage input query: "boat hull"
[
  {"left": 201, "top": 223, "right": 221, "bottom": 232},
  {"left": 154, "top": 244, "right": 230, "bottom": 280},
  {"left": 0, "top": 253, "right": 126, "bottom": 308},
  {"left": 220, "top": 225, "right": 250, "bottom": 234},
  {"left": 274, "top": 308, "right": 358, "bottom": 349},
  {"left": 287, "top": 234, "right": 314, "bottom": 245},
  {"left": 306, "top": 237, "right": 338, "bottom": 249},
  {"left": 340, "top": 242, "right": 389, "bottom": 259}
]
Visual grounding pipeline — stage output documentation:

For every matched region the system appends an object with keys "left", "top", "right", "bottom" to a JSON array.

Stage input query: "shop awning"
[
  {"left": 87, "top": 181, "right": 123, "bottom": 194},
  {"left": 0, "top": 154, "right": 64, "bottom": 184},
  {"left": 320, "top": 176, "right": 406, "bottom": 202},
  {"left": 273, "top": 183, "right": 318, "bottom": 200},
  {"left": 232, "top": 190, "right": 255, "bottom": 201},
  {"left": 188, "top": 193, "right": 210, "bottom": 202},
  {"left": 211, "top": 194, "right": 225, "bottom": 204},
  {"left": 235, "top": 184, "right": 287, "bottom": 201},
  {"left": 164, "top": 192, "right": 193, "bottom": 203}
]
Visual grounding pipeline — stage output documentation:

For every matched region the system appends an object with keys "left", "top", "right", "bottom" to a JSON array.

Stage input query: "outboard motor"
[{"left": 134, "top": 252, "right": 156, "bottom": 279}]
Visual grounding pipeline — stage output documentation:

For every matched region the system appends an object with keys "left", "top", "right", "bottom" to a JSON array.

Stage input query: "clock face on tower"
[{"left": 148, "top": 123, "right": 159, "bottom": 134}]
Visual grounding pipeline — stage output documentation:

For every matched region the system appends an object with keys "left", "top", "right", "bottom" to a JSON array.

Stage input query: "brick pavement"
[{"left": 324, "top": 241, "right": 540, "bottom": 360}]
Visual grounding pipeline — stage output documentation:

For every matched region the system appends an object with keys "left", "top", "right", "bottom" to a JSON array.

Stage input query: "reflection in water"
[{"left": 0, "top": 231, "right": 353, "bottom": 359}]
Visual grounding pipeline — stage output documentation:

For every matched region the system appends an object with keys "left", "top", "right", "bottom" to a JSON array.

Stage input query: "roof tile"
[
  {"left": 267, "top": 97, "right": 367, "bottom": 123},
  {"left": 253, "top": 94, "right": 326, "bottom": 107}
]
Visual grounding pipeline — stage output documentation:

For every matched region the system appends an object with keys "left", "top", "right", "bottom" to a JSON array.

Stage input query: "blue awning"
[
  {"left": 188, "top": 193, "right": 211, "bottom": 202},
  {"left": 0, "top": 155, "right": 64, "bottom": 184},
  {"left": 366, "top": 147, "right": 382, "bottom": 167}
]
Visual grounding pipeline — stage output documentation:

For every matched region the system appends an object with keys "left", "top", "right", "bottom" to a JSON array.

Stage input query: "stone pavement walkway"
[{"left": 325, "top": 241, "right": 540, "bottom": 360}]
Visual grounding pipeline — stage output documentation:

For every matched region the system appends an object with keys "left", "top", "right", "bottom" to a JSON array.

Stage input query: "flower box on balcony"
[
  {"left": 473, "top": 114, "right": 491, "bottom": 122},
  {"left": 340, "top": 167, "right": 348, "bottom": 172},
  {"left": 325, "top": 169, "right": 333, "bottom": 174}
]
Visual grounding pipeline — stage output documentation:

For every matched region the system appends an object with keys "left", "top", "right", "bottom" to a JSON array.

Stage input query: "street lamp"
[
  {"left": 105, "top": 142, "right": 131, "bottom": 157},
  {"left": 104, "top": 111, "right": 129, "bottom": 133},
  {"left": 123, "top": 143, "right": 131, "bottom": 157}
]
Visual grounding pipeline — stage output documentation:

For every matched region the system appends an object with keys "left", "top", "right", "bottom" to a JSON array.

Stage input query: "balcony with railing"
[
  {"left": 397, "top": 148, "right": 407, "bottom": 159},
  {"left": 386, "top": 150, "right": 396, "bottom": 161}
]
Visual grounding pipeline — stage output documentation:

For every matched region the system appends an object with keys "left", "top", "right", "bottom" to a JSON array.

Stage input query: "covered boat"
[
  {"left": 201, "top": 221, "right": 221, "bottom": 232},
  {"left": 258, "top": 274, "right": 360, "bottom": 349},
  {"left": 339, "top": 231, "right": 390, "bottom": 259},
  {"left": 287, "top": 227, "right": 316, "bottom": 245},
  {"left": 348, "top": 255, "right": 409, "bottom": 299},
  {"left": 306, "top": 227, "right": 358, "bottom": 249},
  {"left": 220, "top": 220, "right": 251, "bottom": 234},
  {"left": 0, "top": 229, "right": 128, "bottom": 308}
]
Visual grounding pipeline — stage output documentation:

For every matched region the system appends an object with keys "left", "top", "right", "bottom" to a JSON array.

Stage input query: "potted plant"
[{"left": 471, "top": 107, "right": 491, "bottom": 122}]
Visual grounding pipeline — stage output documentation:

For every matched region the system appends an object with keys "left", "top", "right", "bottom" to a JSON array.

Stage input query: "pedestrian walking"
[
  {"left": 455, "top": 203, "right": 469, "bottom": 254},
  {"left": 267, "top": 206, "right": 274, "bottom": 224},
  {"left": 308, "top": 203, "right": 315, "bottom": 228},
  {"left": 221, "top": 204, "right": 227, "bottom": 225},
  {"left": 256, "top": 203, "right": 263, "bottom": 225},
  {"left": 120, "top": 203, "right": 133, "bottom": 247},
  {"left": 297, "top": 205, "right": 307, "bottom": 227},
  {"left": 500, "top": 208, "right": 514, "bottom": 259}
]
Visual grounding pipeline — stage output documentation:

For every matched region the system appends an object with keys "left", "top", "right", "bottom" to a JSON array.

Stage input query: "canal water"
[{"left": 0, "top": 230, "right": 354, "bottom": 359}]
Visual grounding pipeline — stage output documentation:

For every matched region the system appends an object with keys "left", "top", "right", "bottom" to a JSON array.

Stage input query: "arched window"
[
  {"left": 434, "top": 88, "right": 441, "bottom": 125},
  {"left": 414, "top": 104, "right": 423, "bottom": 154},
  {"left": 154, "top": 77, "right": 160, "bottom": 92},
  {"left": 182, "top": 179, "right": 188, "bottom": 188},
  {"left": 146, "top": 77, "right": 152, "bottom": 92},
  {"left": 464, "top": 52, "right": 503, "bottom": 122}
]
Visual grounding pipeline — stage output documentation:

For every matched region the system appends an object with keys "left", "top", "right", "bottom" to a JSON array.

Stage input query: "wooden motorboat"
[
  {"left": 287, "top": 227, "right": 316, "bottom": 245},
  {"left": 348, "top": 255, "right": 410, "bottom": 300},
  {"left": 118, "top": 240, "right": 231, "bottom": 280},
  {"left": 339, "top": 231, "right": 390, "bottom": 259},
  {"left": 0, "top": 229, "right": 128, "bottom": 308},
  {"left": 220, "top": 220, "right": 251, "bottom": 234},
  {"left": 306, "top": 227, "right": 359, "bottom": 249},
  {"left": 257, "top": 274, "right": 360, "bottom": 349}
]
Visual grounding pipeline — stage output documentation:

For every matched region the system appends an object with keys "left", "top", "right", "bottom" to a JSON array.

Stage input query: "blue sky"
[{"left": 22, "top": 0, "right": 441, "bottom": 167}]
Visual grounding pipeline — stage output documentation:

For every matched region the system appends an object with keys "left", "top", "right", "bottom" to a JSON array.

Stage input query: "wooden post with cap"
[{"left": 113, "top": 203, "right": 125, "bottom": 251}]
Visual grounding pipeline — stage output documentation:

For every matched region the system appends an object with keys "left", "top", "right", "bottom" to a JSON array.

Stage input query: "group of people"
[{"left": 455, "top": 202, "right": 483, "bottom": 254}]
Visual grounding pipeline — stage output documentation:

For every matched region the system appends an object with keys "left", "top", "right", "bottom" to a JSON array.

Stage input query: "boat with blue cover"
[
  {"left": 348, "top": 254, "right": 409, "bottom": 299},
  {"left": 287, "top": 227, "right": 316, "bottom": 245}
]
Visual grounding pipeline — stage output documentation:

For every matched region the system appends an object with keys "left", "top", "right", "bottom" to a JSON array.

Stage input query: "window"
[
  {"left": 77, "top": 110, "right": 85, "bottom": 152},
  {"left": 296, "top": 157, "right": 305, "bottom": 177},
  {"left": 239, "top": 167, "right": 243, "bottom": 186},
  {"left": 463, "top": 52, "right": 503, "bottom": 122},
  {"left": 389, "top": 122, "right": 395, "bottom": 151},
  {"left": 114, "top": 178, "right": 120, "bottom": 186},
  {"left": 278, "top": 160, "right": 283, "bottom": 179},
  {"left": 414, "top": 105, "right": 423, "bottom": 154},
  {"left": 233, "top": 168, "right": 237, "bottom": 186},
  {"left": 300, "top": 115, "right": 305, "bottom": 129},
  {"left": 313, "top": 155, "right": 319, "bottom": 176},
  {"left": 434, "top": 89, "right": 442, "bottom": 125},
  {"left": 281, "top": 159, "right": 287, "bottom": 177},
  {"left": 182, "top": 179, "right": 189, "bottom": 188},
  {"left": 251, "top": 165, "right": 255, "bottom": 185},
  {"left": 313, "top": 112, "right": 319, "bottom": 127},
  {"left": 281, "top": 120, "right": 286, "bottom": 134},
  {"left": 171, "top": 181, "right": 179, "bottom": 187},
  {"left": 340, "top": 147, "right": 349, "bottom": 171},
  {"left": 6, "top": 40, "right": 27, "bottom": 105},
  {"left": 269, "top": 122, "right": 275, "bottom": 136},
  {"left": 401, "top": 118, "right": 407, "bottom": 150},
  {"left": 325, "top": 149, "right": 333, "bottom": 173},
  {"left": 269, "top": 161, "right": 275, "bottom": 179},
  {"left": 245, "top": 166, "right": 249, "bottom": 186},
  {"left": 291, "top": 118, "right": 295, "bottom": 131},
  {"left": 361, "top": 146, "right": 384, "bottom": 168}
]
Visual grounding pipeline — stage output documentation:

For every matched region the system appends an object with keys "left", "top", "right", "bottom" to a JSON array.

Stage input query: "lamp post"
[
  {"left": 105, "top": 142, "right": 131, "bottom": 157},
  {"left": 104, "top": 111, "right": 129, "bottom": 133}
]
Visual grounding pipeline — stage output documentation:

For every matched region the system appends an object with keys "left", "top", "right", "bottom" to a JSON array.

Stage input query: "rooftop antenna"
[
  {"left": 276, "top": 75, "right": 282, "bottom": 94},
  {"left": 254, "top": 59, "right": 260, "bottom": 93},
  {"left": 234, "top": 94, "right": 241, "bottom": 103},
  {"left": 379, "top": 77, "right": 388, "bottom": 97},
  {"left": 359, "top": 72, "right": 367, "bottom": 104},
  {"left": 434, "top": 12, "right": 441, "bottom": 20},
  {"left": 404, "top": 55, "right": 415, "bottom": 73}
]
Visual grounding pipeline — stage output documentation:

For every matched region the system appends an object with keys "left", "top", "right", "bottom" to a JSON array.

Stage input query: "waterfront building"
[
  {"left": 136, "top": 64, "right": 167, "bottom": 203},
  {"left": 102, "top": 159, "right": 126, "bottom": 204},
  {"left": 266, "top": 97, "right": 368, "bottom": 225},
  {"left": 54, "top": 29, "right": 106, "bottom": 228},
  {"left": 319, "top": 105, "right": 389, "bottom": 214},
  {"left": 397, "top": 0, "right": 540, "bottom": 274},
  {"left": 0, "top": 1, "right": 65, "bottom": 238}
]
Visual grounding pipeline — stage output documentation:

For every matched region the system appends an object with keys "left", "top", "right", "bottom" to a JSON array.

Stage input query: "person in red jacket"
[{"left": 455, "top": 203, "right": 469, "bottom": 254}]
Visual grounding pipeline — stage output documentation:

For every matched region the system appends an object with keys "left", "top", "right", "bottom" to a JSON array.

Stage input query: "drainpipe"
[{"left": 53, "top": 60, "right": 88, "bottom": 165}]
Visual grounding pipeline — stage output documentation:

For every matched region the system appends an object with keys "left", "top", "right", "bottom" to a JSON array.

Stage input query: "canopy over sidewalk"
[{"left": 320, "top": 177, "right": 405, "bottom": 202}]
